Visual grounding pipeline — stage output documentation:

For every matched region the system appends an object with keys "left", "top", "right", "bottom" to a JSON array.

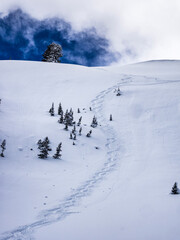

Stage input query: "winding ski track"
[{"left": 0, "top": 82, "right": 125, "bottom": 240}]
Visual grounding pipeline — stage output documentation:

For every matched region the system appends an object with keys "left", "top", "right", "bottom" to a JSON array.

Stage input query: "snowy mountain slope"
[{"left": 0, "top": 60, "right": 180, "bottom": 240}]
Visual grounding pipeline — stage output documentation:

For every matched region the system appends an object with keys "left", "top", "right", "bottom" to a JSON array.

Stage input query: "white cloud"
[{"left": 0, "top": 0, "right": 180, "bottom": 64}]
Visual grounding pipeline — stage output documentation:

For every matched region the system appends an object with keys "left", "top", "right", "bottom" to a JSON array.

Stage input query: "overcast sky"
[{"left": 0, "top": 0, "right": 180, "bottom": 64}]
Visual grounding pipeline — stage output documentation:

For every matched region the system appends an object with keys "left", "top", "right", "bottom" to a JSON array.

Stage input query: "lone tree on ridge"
[{"left": 42, "top": 42, "right": 63, "bottom": 63}]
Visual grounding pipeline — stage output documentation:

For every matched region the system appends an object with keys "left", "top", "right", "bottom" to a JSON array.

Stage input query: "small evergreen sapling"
[
  {"left": 91, "top": 116, "right": 98, "bottom": 128},
  {"left": 77, "top": 116, "right": 82, "bottom": 126},
  {"left": 171, "top": 182, "right": 179, "bottom": 194},
  {"left": 64, "top": 123, "right": 68, "bottom": 131},
  {"left": 79, "top": 127, "right": 82, "bottom": 136},
  {"left": 116, "top": 87, "right": 121, "bottom": 96},
  {"left": 72, "top": 124, "right": 76, "bottom": 134},
  {"left": 0, "top": 139, "right": 6, "bottom": 157},
  {"left": 73, "top": 133, "right": 76, "bottom": 140},
  {"left": 53, "top": 143, "right": 62, "bottom": 159},
  {"left": 86, "top": 130, "right": 92, "bottom": 137}
]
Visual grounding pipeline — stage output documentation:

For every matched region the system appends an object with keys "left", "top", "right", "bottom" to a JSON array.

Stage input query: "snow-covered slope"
[{"left": 0, "top": 60, "right": 180, "bottom": 240}]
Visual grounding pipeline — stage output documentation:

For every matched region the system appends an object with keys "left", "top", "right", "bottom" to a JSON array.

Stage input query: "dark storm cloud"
[{"left": 0, "top": 9, "right": 120, "bottom": 66}]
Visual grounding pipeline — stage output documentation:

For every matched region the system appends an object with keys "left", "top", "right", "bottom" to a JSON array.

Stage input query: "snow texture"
[{"left": 0, "top": 60, "right": 180, "bottom": 240}]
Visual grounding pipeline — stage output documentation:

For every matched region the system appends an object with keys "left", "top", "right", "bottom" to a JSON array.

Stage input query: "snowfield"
[{"left": 0, "top": 60, "right": 180, "bottom": 240}]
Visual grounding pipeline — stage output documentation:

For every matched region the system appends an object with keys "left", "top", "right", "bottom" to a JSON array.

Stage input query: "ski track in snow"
[
  {"left": 2, "top": 74, "right": 172, "bottom": 240},
  {"left": 0, "top": 77, "right": 131, "bottom": 240}
]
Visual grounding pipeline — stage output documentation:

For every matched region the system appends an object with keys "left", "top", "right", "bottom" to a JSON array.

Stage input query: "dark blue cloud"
[{"left": 0, "top": 9, "right": 120, "bottom": 66}]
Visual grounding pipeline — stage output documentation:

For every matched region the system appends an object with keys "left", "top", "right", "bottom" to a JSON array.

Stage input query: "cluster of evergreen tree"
[
  {"left": 48, "top": 102, "right": 99, "bottom": 144},
  {"left": 37, "top": 137, "right": 62, "bottom": 159}
]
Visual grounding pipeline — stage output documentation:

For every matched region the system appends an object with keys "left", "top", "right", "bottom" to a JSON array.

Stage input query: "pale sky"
[{"left": 0, "top": 0, "right": 180, "bottom": 64}]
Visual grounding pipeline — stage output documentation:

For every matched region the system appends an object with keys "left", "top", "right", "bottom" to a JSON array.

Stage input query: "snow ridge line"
[{"left": 0, "top": 83, "right": 123, "bottom": 240}]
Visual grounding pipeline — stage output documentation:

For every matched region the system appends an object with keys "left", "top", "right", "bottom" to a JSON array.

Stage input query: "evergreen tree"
[
  {"left": 37, "top": 139, "right": 43, "bottom": 149},
  {"left": 70, "top": 132, "right": 73, "bottom": 139},
  {"left": 72, "top": 124, "right": 76, "bottom": 134},
  {"left": 64, "top": 123, "right": 68, "bottom": 131},
  {"left": 49, "top": 103, "right": 55, "bottom": 116},
  {"left": 58, "top": 103, "right": 63, "bottom": 115},
  {"left": 64, "top": 109, "right": 73, "bottom": 126},
  {"left": 171, "top": 182, "right": 179, "bottom": 194},
  {"left": 77, "top": 108, "right": 80, "bottom": 113},
  {"left": 79, "top": 127, "right": 82, "bottom": 136},
  {"left": 110, "top": 114, "right": 113, "bottom": 121},
  {"left": 58, "top": 111, "right": 64, "bottom": 124},
  {"left": 77, "top": 116, "right": 82, "bottom": 126},
  {"left": 53, "top": 143, "right": 62, "bottom": 159},
  {"left": 116, "top": 87, "right": 121, "bottom": 96},
  {"left": 0, "top": 139, "right": 6, "bottom": 157},
  {"left": 38, "top": 137, "right": 51, "bottom": 159},
  {"left": 42, "top": 42, "right": 63, "bottom": 63},
  {"left": 44, "top": 137, "right": 52, "bottom": 151},
  {"left": 86, "top": 130, "right": 92, "bottom": 137},
  {"left": 91, "top": 116, "right": 98, "bottom": 128},
  {"left": 73, "top": 133, "right": 76, "bottom": 140}
]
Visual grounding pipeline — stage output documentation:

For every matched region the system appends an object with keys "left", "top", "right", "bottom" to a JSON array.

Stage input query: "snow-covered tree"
[
  {"left": 42, "top": 42, "right": 63, "bottom": 63},
  {"left": 91, "top": 116, "right": 98, "bottom": 128},
  {"left": 110, "top": 114, "right": 112, "bottom": 121},
  {"left": 49, "top": 103, "right": 55, "bottom": 116},
  {"left": 37, "top": 137, "right": 51, "bottom": 159},
  {"left": 171, "top": 182, "right": 179, "bottom": 194},
  {"left": 53, "top": 143, "right": 62, "bottom": 159},
  {"left": 58, "top": 111, "right": 64, "bottom": 124},
  {"left": 77, "top": 108, "right": 80, "bottom": 113},
  {"left": 64, "top": 109, "right": 74, "bottom": 126},
  {"left": 0, "top": 139, "right": 6, "bottom": 157},
  {"left": 58, "top": 103, "right": 63, "bottom": 115}
]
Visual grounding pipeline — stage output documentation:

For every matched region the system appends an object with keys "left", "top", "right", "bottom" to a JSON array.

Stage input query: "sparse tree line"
[{"left": 37, "top": 102, "right": 100, "bottom": 159}]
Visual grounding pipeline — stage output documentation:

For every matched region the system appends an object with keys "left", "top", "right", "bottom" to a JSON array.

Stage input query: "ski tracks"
[{"left": 0, "top": 82, "right": 125, "bottom": 240}]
